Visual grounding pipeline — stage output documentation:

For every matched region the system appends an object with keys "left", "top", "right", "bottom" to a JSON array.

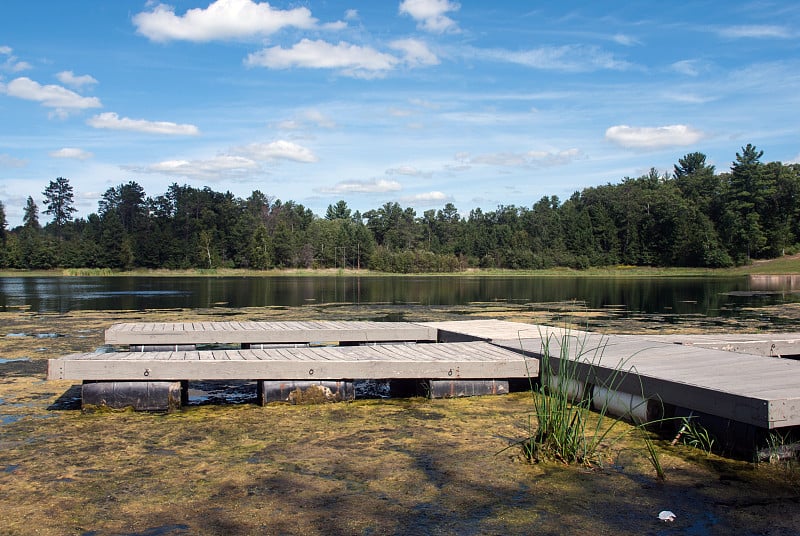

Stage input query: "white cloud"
[
  {"left": 56, "top": 71, "right": 98, "bottom": 89},
  {"left": 322, "top": 20, "right": 348, "bottom": 31},
  {"left": 389, "top": 107, "right": 413, "bottom": 117},
  {"left": 459, "top": 148, "right": 582, "bottom": 167},
  {"left": 87, "top": 112, "right": 200, "bottom": 135},
  {"left": 318, "top": 178, "right": 402, "bottom": 194},
  {"left": 670, "top": 59, "right": 702, "bottom": 76},
  {"left": 127, "top": 139, "right": 316, "bottom": 183},
  {"left": 50, "top": 147, "right": 93, "bottom": 160},
  {"left": 246, "top": 39, "right": 398, "bottom": 78},
  {"left": 273, "top": 109, "right": 336, "bottom": 131},
  {"left": 232, "top": 140, "right": 318, "bottom": 163},
  {"left": 302, "top": 109, "right": 336, "bottom": 128},
  {"left": 409, "top": 98, "right": 439, "bottom": 109},
  {"left": 389, "top": 38, "right": 439, "bottom": 66},
  {"left": 399, "top": 0, "right": 460, "bottom": 34},
  {"left": 605, "top": 124, "right": 705, "bottom": 149},
  {"left": 0, "top": 153, "right": 27, "bottom": 168},
  {"left": 0, "top": 46, "right": 31, "bottom": 72},
  {"left": 2, "top": 77, "right": 101, "bottom": 112},
  {"left": 275, "top": 119, "right": 302, "bottom": 130},
  {"left": 612, "top": 34, "right": 639, "bottom": 46},
  {"left": 466, "top": 44, "right": 632, "bottom": 72},
  {"left": 386, "top": 165, "right": 427, "bottom": 176},
  {"left": 662, "top": 91, "right": 716, "bottom": 104},
  {"left": 717, "top": 25, "right": 793, "bottom": 39},
  {"left": 399, "top": 191, "right": 452, "bottom": 204},
  {"left": 128, "top": 155, "right": 260, "bottom": 181},
  {"left": 345, "top": 9, "right": 359, "bottom": 20},
  {"left": 133, "top": 0, "right": 318, "bottom": 42}
]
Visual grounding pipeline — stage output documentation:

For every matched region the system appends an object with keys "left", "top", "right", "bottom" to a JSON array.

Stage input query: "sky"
[{"left": 1, "top": 0, "right": 799, "bottom": 227}]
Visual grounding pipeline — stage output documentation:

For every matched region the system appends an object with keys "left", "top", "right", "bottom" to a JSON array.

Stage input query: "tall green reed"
[{"left": 515, "top": 328, "right": 668, "bottom": 478}]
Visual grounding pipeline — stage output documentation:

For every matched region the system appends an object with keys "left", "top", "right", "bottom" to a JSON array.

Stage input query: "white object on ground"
[{"left": 658, "top": 511, "right": 676, "bottom": 522}]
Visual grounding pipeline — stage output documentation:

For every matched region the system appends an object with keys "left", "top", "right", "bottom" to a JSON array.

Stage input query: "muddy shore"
[{"left": 1, "top": 303, "right": 800, "bottom": 535}]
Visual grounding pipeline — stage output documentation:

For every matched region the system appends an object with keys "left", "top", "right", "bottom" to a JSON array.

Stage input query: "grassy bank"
[{"left": 3, "top": 253, "right": 800, "bottom": 278}]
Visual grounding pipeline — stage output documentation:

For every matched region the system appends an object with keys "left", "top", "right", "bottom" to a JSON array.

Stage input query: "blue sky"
[{"left": 1, "top": 0, "right": 799, "bottom": 227}]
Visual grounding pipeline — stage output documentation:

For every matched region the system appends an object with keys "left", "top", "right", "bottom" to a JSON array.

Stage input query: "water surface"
[{"left": 1, "top": 275, "right": 798, "bottom": 318}]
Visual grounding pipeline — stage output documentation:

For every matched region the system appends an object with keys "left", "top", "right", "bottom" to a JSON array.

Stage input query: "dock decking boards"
[
  {"left": 48, "top": 341, "right": 535, "bottom": 382},
  {"left": 105, "top": 320, "right": 437, "bottom": 346},
  {"left": 425, "top": 320, "right": 800, "bottom": 429}
]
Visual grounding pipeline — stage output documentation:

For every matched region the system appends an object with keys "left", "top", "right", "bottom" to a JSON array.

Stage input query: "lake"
[{"left": 1, "top": 274, "right": 799, "bottom": 318}]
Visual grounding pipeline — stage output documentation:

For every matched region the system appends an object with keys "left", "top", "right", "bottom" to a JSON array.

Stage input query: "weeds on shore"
[
  {"left": 758, "top": 430, "right": 800, "bottom": 475},
  {"left": 676, "top": 415, "right": 716, "bottom": 454},
  {"left": 511, "top": 328, "right": 668, "bottom": 478},
  {"left": 62, "top": 268, "right": 114, "bottom": 276}
]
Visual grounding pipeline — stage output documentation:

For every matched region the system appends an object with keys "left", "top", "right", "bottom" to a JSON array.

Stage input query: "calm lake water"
[{"left": 1, "top": 275, "right": 799, "bottom": 317}]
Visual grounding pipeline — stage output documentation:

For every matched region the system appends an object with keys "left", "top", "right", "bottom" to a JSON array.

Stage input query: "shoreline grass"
[{"left": 3, "top": 253, "right": 800, "bottom": 278}]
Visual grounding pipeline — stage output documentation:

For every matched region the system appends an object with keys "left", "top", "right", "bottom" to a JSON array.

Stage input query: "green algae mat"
[{"left": 1, "top": 306, "right": 799, "bottom": 535}]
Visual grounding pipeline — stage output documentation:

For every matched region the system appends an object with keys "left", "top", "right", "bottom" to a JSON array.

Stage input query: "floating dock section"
[
  {"left": 48, "top": 319, "right": 800, "bottom": 449},
  {"left": 49, "top": 321, "right": 535, "bottom": 410}
]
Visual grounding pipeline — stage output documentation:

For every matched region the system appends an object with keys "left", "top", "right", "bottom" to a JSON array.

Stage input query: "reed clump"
[
  {"left": 517, "top": 329, "right": 667, "bottom": 478},
  {"left": 62, "top": 267, "right": 114, "bottom": 276}
]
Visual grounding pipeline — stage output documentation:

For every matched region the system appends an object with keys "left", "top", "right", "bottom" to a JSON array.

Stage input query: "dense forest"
[{"left": 1, "top": 145, "right": 799, "bottom": 272}]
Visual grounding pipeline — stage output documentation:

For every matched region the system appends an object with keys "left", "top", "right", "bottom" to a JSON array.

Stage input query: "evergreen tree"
[
  {"left": 674, "top": 152, "right": 713, "bottom": 178},
  {"left": 247, "top": 223, "right": 273, "bottom": 269},
  {"left": 0, "top": 201, "right": 6, "bottom": 248},
  {"left": 0, "top": 201, "right": 6, "bottom": 267},
  {"left": 723, "top": 144, "right": 772, "bottom": 261},
  {"left": 43, "top": 176, "right": 77, "bottom": 229},
  {"left": 23, "top": 196, "right": 40, "bottom": 229},
  {"left": 325, "top": 200, "right": 351, "bottom": 220},
  {"left": 98, "top": 210, "right": 132, "bottom": 269}
]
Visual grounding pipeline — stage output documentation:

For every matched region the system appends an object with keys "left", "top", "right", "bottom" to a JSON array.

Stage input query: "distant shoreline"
[{"left": 3, "top": 254, "right": 800, "bottom": 278}]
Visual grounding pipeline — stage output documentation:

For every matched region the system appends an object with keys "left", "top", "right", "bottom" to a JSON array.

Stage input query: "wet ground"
[{"left": 1, "top": 302, "right": 800, "bottom": 535}]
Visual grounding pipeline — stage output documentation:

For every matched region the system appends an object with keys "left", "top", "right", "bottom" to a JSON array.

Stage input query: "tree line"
[{"left": 1, "top": 144, "right": 798, "bottom": 272}]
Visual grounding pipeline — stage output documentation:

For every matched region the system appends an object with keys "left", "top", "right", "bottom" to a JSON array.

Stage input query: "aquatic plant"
[
  {"left": 676, "top": 415, "right": 716, "bottom": 454},
  {"left": 511, "top": 328, "right": 668, "bottom": 478},
  {"left": 758, "top": 430, "right": 800, "bottom": 473}
]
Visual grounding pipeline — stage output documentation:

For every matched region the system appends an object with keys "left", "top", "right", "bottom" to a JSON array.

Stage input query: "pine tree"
[
  {"left": 723, "top": 144, "right": 772, "bottom": 261},
  {"left": 23, "top": 196, "right": 40, "bottom": 230},
  {"left": 43, "top": 176, "right": 77, "bottom": 229}
]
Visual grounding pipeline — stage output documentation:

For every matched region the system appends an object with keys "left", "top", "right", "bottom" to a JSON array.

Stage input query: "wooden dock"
[
  {"left": 632, "top": 333, "right": 800, "bottom": 358},
  {"left": 48, "top": 341, "right": 531, "bottom": 382},
  {"left": 428, "top": 320, "right": 800, "bottom": 429},
  {"left": 47, "top": 319, "right": 800, "bottom": 437},
  {"left": 49, "top": 320, "right": 535, "bottom": 409},
  {"left": 105, "top": 320, "right": 437, "bottom": 348}
]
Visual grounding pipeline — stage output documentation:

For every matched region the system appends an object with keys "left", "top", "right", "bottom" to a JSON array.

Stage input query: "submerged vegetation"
[{"left": 2, "top": 145, "right": 800, "bottom": 273}]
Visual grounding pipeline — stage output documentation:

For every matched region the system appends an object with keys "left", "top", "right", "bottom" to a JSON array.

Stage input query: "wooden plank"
[
  {"left": 104, "top": 320, "right": 437, "bottom": 346},
  {"left": 622, "top": 333, "right": 800, "bottom": 358},
  {"left": 47, "top": 342, "right": 530, "bottom": 381}
]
